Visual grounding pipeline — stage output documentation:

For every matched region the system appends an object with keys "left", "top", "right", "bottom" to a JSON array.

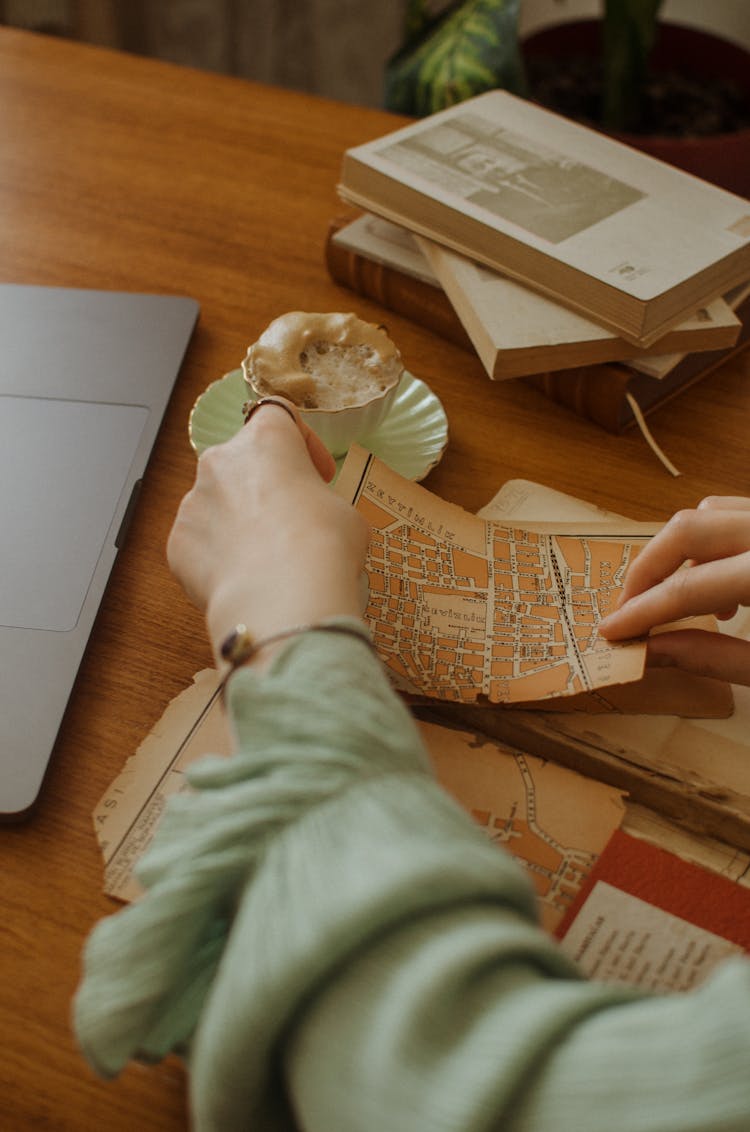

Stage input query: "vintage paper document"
[
  {"left": 420, "top": 718, "right": 625, "bottom": 932},
  {"left": 560, "top": 882, "right": 744, "bottom": 991},
  {"left": 94, "top": 669, "right": 228, "bottom": 902},
  {"left": 470, "top": 479, "right": 747, "bottom": 846},
  {"left": 93, "top": 672, "right": 624, "bottom": 916},
  {"left": 335, "top": 446, "right": 654, "bottom": 704},
  {"left": 556, "top": 829, "right": 750, "bottom": 990}
]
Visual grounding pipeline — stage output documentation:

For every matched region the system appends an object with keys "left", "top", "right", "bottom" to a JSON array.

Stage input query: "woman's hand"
[
  {"left": 598, "top": 496, "right": 750, "bottom": 686},
  {"left": 167, "top": 400, "right": 370, "bottom": 664}
]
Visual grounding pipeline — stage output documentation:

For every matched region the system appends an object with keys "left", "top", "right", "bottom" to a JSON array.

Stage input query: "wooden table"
[{"left": 2, "top": 26, "right": 749, "bottom": 1130}]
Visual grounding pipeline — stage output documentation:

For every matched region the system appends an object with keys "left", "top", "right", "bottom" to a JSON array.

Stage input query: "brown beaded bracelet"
[{"left": 219, "top": 618, "right": 374, "bottom": 673}]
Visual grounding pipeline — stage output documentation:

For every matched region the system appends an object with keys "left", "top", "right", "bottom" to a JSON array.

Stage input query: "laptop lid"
[{"left": 0, "top": 284, "right": 199, "bottom": 818}]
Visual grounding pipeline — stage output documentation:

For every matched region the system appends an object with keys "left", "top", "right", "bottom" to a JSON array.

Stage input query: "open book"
[{"left": 334, "top": 446, "right": 733, "bottom": 717}]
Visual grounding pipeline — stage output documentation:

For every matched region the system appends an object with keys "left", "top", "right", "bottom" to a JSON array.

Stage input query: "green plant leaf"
[
  {"left": 602, "top": 0, "right": 665, "bottom": 131},
  {"left": 385, "top": 0, "right": 526, "bottom": 118}
]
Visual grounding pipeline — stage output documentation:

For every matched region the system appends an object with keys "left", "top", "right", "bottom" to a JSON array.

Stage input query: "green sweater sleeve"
[{"left": 74, "top": 624, "right": 750, "bottom": 1132}]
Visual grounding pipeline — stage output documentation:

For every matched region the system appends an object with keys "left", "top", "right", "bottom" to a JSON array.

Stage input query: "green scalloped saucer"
[{"left": 189, "top": 368, "right": 449, "bottom": 481}]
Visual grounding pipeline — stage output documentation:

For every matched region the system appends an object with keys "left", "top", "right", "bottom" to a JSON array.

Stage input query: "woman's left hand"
[{"left": 599, "top": 496, "right": 750, "bottom": 685}]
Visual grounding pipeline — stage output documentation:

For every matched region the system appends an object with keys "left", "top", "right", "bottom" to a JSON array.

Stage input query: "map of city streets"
[{"left": 336, "top": 447, "right": 649, "bottom": 705}]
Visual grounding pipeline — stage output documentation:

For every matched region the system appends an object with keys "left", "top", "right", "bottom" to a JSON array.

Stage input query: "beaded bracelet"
[{"left": 219, "top": 618, "right": 374, "bottom": 673}]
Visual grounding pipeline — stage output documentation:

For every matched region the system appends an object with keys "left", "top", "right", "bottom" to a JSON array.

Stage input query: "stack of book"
[{"left": 328, "top": 90, "right": 750, "bottom": 433}]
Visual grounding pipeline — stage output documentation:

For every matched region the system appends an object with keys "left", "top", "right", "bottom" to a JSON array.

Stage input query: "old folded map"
[{"left": 336, "top": 447, "right": 652, "bottom": 704}]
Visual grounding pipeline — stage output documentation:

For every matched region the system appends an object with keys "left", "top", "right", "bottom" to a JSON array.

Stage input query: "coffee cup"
[{"left": 241, "top": 311, "right": 403, "bottom": 457}]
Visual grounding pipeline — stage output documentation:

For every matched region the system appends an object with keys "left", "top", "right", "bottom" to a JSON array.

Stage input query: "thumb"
[
  {"left": 647, "top": 628, "right": 750, "bottom": 687},
  {"left": 244, "top": 396, "right": 336, "bottom": 483}
]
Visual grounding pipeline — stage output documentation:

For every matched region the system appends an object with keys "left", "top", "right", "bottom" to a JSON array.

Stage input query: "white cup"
[{"left": 242, "top": 312, "right": 403, "bottom": 458}]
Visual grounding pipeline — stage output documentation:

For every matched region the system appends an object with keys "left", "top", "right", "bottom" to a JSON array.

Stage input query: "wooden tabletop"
[{"left": 2, "top": 26, "right": 749, "bottom": 1130}]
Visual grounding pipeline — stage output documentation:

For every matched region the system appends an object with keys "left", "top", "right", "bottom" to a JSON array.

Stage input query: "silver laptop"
[{"left": 0, "top": 284, "right": 199, "bottom": 818}]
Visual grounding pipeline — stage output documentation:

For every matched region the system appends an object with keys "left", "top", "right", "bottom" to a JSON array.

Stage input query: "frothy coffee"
[{"left": 244, "top": 312, "right": 403, "bottom": 412}]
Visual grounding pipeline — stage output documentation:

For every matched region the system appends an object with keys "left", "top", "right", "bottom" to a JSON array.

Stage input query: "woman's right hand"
[
  {"left": 167, "top": 399, "right": 370, "bottom": 666},
  {"left": 598, "top": 496, "right": 750, "bottom": 686}
]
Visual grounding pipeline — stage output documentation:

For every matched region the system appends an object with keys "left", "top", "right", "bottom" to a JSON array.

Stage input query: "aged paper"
[
  {"left": 476, "top": 479, "right": 749, "bottom": 843},
  {"left": 420, "top": 719, "right": 625, "bottom": 932},
  {"left": 335, "top": 446, "right": 654, "bottom": 704},
  {"left": 93, "top": 477, "right": 750, "bottom": 918},
  {"left": 94, "top": 669, "right": 228, "bottom": 902},
  {"left": 560, "top": 882, "right": 744, "bottom": 991},
  {"left": 93, "top": 672, "right": 624, "bottom": 915}
]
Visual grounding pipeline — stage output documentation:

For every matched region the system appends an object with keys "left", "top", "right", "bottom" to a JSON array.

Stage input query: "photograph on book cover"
[{"left": 379, "top": 111, "right": 643, "bottom": 245}]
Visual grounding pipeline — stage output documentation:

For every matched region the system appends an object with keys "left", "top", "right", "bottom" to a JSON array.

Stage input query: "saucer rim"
[{"left": 189, "top": 368, "right": 449, "bottom": 482}]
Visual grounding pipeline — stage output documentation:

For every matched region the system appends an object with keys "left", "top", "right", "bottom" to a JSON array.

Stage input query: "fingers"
[
  {"left": 618, "top": 507, "right": 750, "bottom": 606},
  {"left": 600, "top": 551, "right": 750, "bottom": 640},
  {"left": 250, "top": 398, "right": 337, "bottom": 483},
  {"left": 168, "top": 399, "right": 337, "bottom": 603},
  {"left": 646, "top": 629, "right": 750, "bottom": 687},
  {"left": 698, "top": 496, "right": 750, "bottom": 513},
  {"left": 303, "top": 427, "right": 338, "bottom": 483},
  {"left": 229, "top": 397, "right": 337, "bottom": 483},
  {"left": 598, "top": 497, "right": 750, "bottom": 645}
]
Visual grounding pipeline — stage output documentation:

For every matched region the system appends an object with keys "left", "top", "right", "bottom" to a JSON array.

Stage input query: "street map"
[
  {"left": 336, "top": 447, "right": 649, "bottom": 704},
  {"left": 419, "top": 718, "right": 624, "bottom": 932}
]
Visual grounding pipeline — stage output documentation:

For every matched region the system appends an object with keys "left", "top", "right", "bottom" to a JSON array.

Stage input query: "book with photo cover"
[
  {"left": 325, "top": 216, "right": 750, "bottom": 434},
  {"left": 338, "top": 91, "right": 750, "bottom": 346}
]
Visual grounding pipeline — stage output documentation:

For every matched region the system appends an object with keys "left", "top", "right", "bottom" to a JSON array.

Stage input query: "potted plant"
[{"left": 384, "top": 0, "right": 750, "bottom": 196}]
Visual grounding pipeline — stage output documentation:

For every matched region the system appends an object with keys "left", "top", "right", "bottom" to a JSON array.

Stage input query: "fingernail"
[{"left": 598, "top": 609, "right": 620, "bottom": 636}]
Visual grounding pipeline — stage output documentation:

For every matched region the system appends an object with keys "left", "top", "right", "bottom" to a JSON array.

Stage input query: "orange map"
[
  {"left": 419, "top": 719, "right": 625, "bottom": 931},
  {"left": 336, "top": 447, "right": 648, "bottom": 704}
]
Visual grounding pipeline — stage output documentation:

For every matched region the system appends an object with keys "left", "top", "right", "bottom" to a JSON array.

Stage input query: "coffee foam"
[{"left": 244, "top": 311, "right": 403, "bottom": 411}]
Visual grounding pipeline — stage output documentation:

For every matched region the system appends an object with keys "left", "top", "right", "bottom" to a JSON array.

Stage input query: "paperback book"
[
  {"left": 331, "top": 213, "right": 741, "bottom": 380},
  {"left": 325, "top": 216, "right": 750, "bottom": 434},
  {"left": 417, "top": 234, "right": 741, "bottom": 379},
  {"left": 339, "top": 90, "right": 750, "bottom": 346}
]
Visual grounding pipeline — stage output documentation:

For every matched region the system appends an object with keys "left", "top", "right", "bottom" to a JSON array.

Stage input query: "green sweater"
[{"left": 74, "top": 625, "right": 750, "bottom": 1131}]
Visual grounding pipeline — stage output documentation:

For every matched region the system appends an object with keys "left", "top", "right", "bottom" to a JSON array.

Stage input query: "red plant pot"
[{"left": 522, "top": 20, "right": 750, "bottom": 199}]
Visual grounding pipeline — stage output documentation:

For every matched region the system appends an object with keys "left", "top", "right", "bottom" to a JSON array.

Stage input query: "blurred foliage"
[
  {"left": 603, "top": 0, "right": 664, "bottom": 130},
  {"left": 385, "top": 0, "right": 525, "bottom": 118},
  {"left": 385, "top": 0, "right": 666, "bottom": 133}
]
